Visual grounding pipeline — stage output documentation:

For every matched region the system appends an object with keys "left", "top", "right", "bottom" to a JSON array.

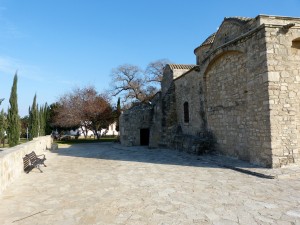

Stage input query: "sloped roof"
[
  {"left": 224, "top": 16, "right": 253, "bottom": 23},
  {"left": 194, "top": 32, "right": 216, "bottom": 53},
  {"left": 168, "top": 64, "right": 197, "bottom": 70},
  {"left": 194, "top": 16, "right": 253, "bottom": 53},
  {"left": 200, "top": 32, "right": 216, "bottom": 47}
]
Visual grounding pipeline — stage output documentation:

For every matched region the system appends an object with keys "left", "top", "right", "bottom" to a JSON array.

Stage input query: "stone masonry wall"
[
  {"left": 160, "top": 82, "right": 178, "bottom": 147},
  {"left": 203, "top": 27, "right": 272, "bottom": 166},
  {"left": 120, "top": 15, "right": 300, "bottom": 168},
  {"left": 119, "top": 104, "right": 153, "bottom": 146},
  {"left": 174, "top": 69, "right": 203, "bottom": 136},
  {"left": 264, "top": 22, "right": 300, "bottom": 167},
  {"left": 161, "top": 66, "right": 174, "bottom": 97},
  {"left": 149, "top": 92, "right": 163, "bottom": 148},
  {"left": 0, "top": 136, "right": 52, "bottom": 194}
]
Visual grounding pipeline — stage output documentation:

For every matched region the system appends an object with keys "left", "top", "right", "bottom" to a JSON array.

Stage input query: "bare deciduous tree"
[
  {"left": 53, "top": 86, "right": 113, "bottom": 139},
  {"left": 145, "top": 59, "right": 170, "bottom": 83},
  {"left": 111, "top": 64, "right": 145, "bottom": 103},
  {"left": 110, "top": 59, "right": 170, "bottom": 106}
]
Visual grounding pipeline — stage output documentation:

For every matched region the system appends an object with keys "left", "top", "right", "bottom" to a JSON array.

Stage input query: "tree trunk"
[
  {"left": 80, "top": 126, "right": 87, "bottom": 139},
  {"left": 92, "top": 126, "right": 100, "bottom": 139}
]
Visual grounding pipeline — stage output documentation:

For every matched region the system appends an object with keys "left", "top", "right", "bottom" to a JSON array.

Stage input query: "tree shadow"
[{"left": 50, "top": 142, "right": 275, "bottom": 179}]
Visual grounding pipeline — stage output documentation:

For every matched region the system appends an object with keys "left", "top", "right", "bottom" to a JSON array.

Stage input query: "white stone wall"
[
  {"left": 0, "top": 136, "right": 52, "bottom": 194},
  {"left": 104, "top": 122, "right": 119, "bottom": 136}
]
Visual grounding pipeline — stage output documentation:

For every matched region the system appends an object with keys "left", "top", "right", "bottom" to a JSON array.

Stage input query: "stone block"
[
  {"left": 51, "top": 143, "right": 58, "bottom": 150},
  {"left": 268, "top": 72, "right": 280, "bottom": 82}
]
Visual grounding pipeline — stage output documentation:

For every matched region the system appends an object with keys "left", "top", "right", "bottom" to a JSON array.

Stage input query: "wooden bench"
[{"left": 23, "top": 151, "right": 47, "bottom": 173}]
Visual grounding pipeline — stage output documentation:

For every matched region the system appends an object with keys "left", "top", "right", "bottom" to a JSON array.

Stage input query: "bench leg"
[
  {"left": 36, "top": 165, "right": 43, "bottom": 173},
  {"left": 39, "top": 159, "right": 47, "bottom": 167}
]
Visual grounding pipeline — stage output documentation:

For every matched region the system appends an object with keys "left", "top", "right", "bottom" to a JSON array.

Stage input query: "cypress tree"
[
  {"left": 7, "top": 74, "right": 20, "bottom": 147},
  {"left": 44, "top": 103, "right": 52, "bottom": 135},
  {"left": 116, "top": 97, "right": 121, "bottom": 132},
  {"left": 39, "top": 105, "right": 45, "bottom": 136},
  {"left": 29, "top": 94, "right": 39, "bottom": 139},
  {"left": 0, "top": 109, "right": 6, "bottom": 147}
]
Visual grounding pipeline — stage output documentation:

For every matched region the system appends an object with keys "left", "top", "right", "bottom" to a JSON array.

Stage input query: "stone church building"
[{"left": 120, "top": 15, "right": 300, "bottom": 168}]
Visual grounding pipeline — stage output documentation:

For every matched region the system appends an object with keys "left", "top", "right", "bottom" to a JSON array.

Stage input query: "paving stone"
[{"left": 0, "top": 143, "right": 299, "bottom": 224}]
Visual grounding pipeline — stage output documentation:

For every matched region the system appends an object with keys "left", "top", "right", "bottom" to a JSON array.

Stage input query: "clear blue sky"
[{"left": 0, "top": 0, "right": 299, "bottom": 116}]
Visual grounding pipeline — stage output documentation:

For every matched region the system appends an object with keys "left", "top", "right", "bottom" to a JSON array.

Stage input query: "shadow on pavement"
[{"left": 50, "top": 142, "right": 275, "bottom": 179}]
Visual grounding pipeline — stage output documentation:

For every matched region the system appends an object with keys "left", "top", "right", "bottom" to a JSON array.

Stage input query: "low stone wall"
[{"left": 0, "top": 136, "right": 52, "bottom": 194}]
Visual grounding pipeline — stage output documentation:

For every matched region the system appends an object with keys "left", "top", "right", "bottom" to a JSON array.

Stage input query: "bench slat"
[
  {"left": 23, "top": 156, "right": 32, "bottom": 173},
  {"left": 24, "top": 151, "right": 47, "bottom": 173}
]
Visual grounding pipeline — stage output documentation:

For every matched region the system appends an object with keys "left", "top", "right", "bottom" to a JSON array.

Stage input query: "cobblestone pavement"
[{"left": 0, "top": 143, "right": 300, "bottom": 225}]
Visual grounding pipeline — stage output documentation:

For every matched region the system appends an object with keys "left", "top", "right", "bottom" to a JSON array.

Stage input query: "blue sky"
[{"left": 0, "top": 0, "right": 299, "bottom": 116}]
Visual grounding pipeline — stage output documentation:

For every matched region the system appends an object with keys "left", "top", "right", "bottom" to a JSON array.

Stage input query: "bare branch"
[
  {"left": 109, "top": 60, "right": 170, "bottom": 107},
  {"left": 145, "top": 59, "right": 170, "bottom": 83}
]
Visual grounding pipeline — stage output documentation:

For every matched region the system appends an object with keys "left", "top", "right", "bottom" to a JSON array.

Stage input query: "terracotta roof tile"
[
  {"left": 168, "top": 64, "right": 197, "bottom": 70},
  {"left": 200, "top": 32, "right": 216, "bottom": 47}
]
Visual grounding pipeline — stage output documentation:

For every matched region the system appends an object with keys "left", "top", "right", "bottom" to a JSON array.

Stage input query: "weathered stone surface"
[
  {"left": 1, "top": 143, "right": 300, "bottom": 225},
  {"left": 119, "top": 103, "right": 153, "bottom": 146},
  {"left": 0, "top": 136, "right": 52, "bottom": 194},
  {"left": 120, "top": 14, "right": 300, "bottom": 168}
]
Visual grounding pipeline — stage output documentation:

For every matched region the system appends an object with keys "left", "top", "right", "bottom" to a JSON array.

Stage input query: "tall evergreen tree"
[
  {"left": 0, "top": 109, "right": 7, "bottom": 147},
  {"left": 44, "top": 103, "right": 52, "bottom": 135},
  {"left": 28, "top": 94, "right": 39, "bottom": 140},
  {"left": 39, "top": 105, "right": 45, "bottom": 136},
  {"left": 7, "top": 73, "right": 20, "bottom": 147},
  {"left": 115, "top": 97, "right": 121, "bottom": 132}
]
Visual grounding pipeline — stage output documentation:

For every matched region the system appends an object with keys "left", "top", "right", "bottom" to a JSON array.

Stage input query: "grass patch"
[
  {"left": 0, "top": 138, "right": 29, "bottom": 148},
  {"left": 55, "top": 137, "right": 118, "bottom": 145}
]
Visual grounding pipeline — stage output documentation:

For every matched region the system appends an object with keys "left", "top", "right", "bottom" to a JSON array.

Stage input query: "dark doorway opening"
[{"left": 140, "top": 129, "right": 150, "bottom": 146}]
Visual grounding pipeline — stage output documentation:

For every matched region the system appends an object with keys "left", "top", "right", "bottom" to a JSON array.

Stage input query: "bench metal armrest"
[{"left": 36, "top": 154, "right": 46, "bottom": 158}]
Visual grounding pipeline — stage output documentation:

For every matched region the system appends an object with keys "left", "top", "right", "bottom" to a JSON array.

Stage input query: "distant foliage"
[
  {"left": 20, "top": 115, "right": 29, "bottom": 138},
  {"left": 41, "top": 104, "right": 49, "bottom": 135},
  {"left": 28, "top": 95, "right": 51, "bottom": 139},
  {"left": 39, "top": 103, "right": 51, "bottom": 136},
  {"left": 7, "top": 74, "right": 20, "bottom": 147},
  {"left": 28, "top": 94, "right": 39, "bottom": 140}
]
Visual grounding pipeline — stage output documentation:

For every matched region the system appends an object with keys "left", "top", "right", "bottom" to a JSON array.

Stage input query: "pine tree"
[
  {"left": 29, "top": 94, "right": 39, "bottom": 140},
  {"left": 0, "top": 109, "right": 7, "bottom": 147},
  {"left": 7, "top": 73, "right": 20, "bottom": 147},
  {"left": 115, "top": 97, "right": 121, "bottom": 132}
]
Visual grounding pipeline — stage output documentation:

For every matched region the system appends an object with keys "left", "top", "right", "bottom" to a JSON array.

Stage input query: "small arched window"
[
  {"left": 292, "top": 37, "right": 300, "bottom": 49},
  {"left": 183, "top": 102, "right": 189, "bottom": 123}
]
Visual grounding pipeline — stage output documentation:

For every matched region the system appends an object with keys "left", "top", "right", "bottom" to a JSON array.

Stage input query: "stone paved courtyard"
[{"left": 0, "top": 143, "right": 300, "bottom": 225}]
